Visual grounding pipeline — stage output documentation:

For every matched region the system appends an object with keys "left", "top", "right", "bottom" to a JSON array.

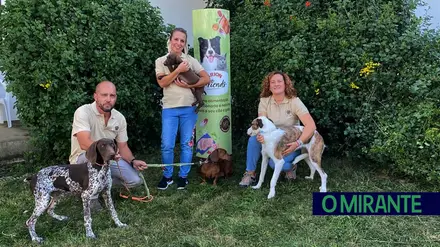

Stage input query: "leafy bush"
[
  {"left": 370, "top": 102, "right": 440, "bottom": 182},
  {"left": 0, "top": 0, "right": 167, "bottom": 164},
  {"left": 212, "top": 0, "right": 440, "bottom": 182}
]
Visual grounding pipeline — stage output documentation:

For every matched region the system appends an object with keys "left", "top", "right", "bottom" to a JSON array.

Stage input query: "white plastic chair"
[{"left": 0, "top": 81, "right": 12, "bottom": 128}]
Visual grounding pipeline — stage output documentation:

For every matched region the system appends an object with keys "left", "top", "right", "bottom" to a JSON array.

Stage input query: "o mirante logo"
[{"left": 313, "top": 192, "right": 440, "bottom": 215}]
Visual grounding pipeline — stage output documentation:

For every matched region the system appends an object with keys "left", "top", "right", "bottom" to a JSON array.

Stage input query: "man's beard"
[{"left": 98, "top": 103, "right": 114, "bottom": 112}]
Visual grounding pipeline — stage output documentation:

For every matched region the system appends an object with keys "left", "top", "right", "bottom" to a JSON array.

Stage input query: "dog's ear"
[
  {"left": 164, "top": 55, "right": 170, "bottom": 66},
  {"left": 209, "top": 149, "right": 220, "bottom": 163},
  {"left": 86, "top": 140, "right": 98, "bottom": 164},
  {"left": 218, "top": 148, "right": 232, "bottom": 161},
  {"left": 257, "top": 119, "right": 264, "bottom": 128},
  {"left": 113, "top": 139, "right": 118, "bottom": 153},
  {"left": 214, "top": 36, "right": 221, "bottom": 41}
]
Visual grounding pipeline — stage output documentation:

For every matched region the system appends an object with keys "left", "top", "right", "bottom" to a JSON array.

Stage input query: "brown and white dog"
[
  {"left": 25, "top": 138, "right": 127, "bottom": 243},
  {"left": 247, "top": 116, "right": 327, "bottom": 199}
]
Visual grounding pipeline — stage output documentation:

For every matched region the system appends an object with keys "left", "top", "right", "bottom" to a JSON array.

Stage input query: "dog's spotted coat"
[{"left": 26, "top": 138, "right": 127, "bottom": 243}]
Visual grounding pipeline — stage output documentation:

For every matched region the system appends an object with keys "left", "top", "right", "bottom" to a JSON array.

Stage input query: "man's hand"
[{"left": 132, "top": 160, "right": 148, "bottom": 171}]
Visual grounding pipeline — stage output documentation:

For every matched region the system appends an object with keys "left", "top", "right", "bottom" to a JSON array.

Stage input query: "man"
[{"left": 69, "top": 81, "right": 148, "bottom": 189}]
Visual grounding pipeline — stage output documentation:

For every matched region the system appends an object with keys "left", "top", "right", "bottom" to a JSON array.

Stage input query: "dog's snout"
[{"left": 208, "top": 50, "right": 213, "bottom": 55}]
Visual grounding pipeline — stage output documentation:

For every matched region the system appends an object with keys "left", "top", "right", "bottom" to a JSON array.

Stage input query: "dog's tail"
[{"left": 24, "top": 175, "right": 37, "bottom": 192}]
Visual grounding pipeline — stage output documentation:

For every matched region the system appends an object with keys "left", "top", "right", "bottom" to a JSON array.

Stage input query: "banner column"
[{"left": 192, "top": 9, "right": 231, "bottom": 158}]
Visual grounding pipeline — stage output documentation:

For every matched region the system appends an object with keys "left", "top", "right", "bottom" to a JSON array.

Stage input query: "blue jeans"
[
  {"left": 246, "top": 135, "right": 301, "bottom": 172},
  {"left": 161, "top": 106, "right": 197, "bottom": 178},
  {"left": 77, "top": 153, "right": 142, "bottom": 188}
]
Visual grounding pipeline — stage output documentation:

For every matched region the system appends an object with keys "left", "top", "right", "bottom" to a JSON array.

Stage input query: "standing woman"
[{"left": 155, "top": 28, "right": 210, "bottom": 190}]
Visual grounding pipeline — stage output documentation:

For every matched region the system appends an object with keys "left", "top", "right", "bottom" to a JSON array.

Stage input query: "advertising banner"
[{"left": 192, "top": 9, "right": 231, "bottom": 158}]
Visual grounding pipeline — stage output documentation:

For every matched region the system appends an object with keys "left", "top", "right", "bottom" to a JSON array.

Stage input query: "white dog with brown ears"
[{"left": 247, "top": 116, "right": 327, "bottom": 199}]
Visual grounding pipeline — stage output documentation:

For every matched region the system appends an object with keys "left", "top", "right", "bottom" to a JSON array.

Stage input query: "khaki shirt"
[
  {"left": 69, "top": 101, "right": 128, "bottom": 164},
  {"left": 155, "top": 53, "right": 205, "bottom": 109},
  {"left": 258, "top": 96, "right": 309, "bottom": 128}
]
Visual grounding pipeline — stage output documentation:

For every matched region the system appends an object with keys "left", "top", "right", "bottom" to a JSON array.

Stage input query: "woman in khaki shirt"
[
  {"left": 155, "top": 28, "right": 210, "bottom": 190},
  {"left": 239, "top": 71, "right": 318, "bottom": 187}
]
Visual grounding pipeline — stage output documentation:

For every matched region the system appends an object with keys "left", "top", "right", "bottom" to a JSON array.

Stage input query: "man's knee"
[
  {"left": 126, "top": 174, "right": 142, "bottom": 188},
  {"left": 115, "top": 173, "right": 142, "bottom": 188}
]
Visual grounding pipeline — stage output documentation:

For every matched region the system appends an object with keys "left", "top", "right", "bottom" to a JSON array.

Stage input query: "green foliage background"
[
  {"left": 207, "top": 0, "right": 440, "bottom": 182},
  {"left": 0, "top": 0, "right": 167, "bottom": 164},
  {"left": 1, "top": 0, "right": 439, "bottom": 183}
]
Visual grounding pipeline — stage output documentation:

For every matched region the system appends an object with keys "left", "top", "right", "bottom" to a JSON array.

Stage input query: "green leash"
[
  {"left": 120, "top": 161, "right": 204, "bottom": 202},
  {"left": 145, "top": 161, "right": 203, "bottom": 168}
]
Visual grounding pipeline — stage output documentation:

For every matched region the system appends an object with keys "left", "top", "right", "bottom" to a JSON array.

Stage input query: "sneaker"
[
  {"left": 177, "top": 177, "right": 189, "bottom": 190},
  {"left": 239, "top": 172, "right": 256, "bottom": 187},
  {"left": 157, "top": 176, "right": 173, "bottom": 190}
]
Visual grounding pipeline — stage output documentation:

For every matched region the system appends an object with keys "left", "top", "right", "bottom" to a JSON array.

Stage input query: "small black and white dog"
[
  {"left": 199, "top": 36, "right": 221, "bottom": 71},
  {"left": 25, "top": 138, "right": 127, "bottom": 243}
]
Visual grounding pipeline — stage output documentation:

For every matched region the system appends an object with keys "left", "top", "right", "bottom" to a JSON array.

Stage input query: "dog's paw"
[
  {"left": 319, "top": 186, "right": 327, "bottom": 192},
  {"left": 251, "top": 185, "right": 261, "bottom": 190},
  {"left": 55, "top": 215, "right": 69, "bottom": 221},
  {"left": 305, "top": 176, "right": 314, "bottom": 180},
  {"left": 86, "top": 233, "right": 97, "bottom": 239},
  {"left": 117, "top": 222, "right": 128, "bottom": 228},
  {"left": 267, "top": 189, "right": 276, "bottom": 199},
  {"left": 32, "top": 236, "right": 44, "bottom": 244}
]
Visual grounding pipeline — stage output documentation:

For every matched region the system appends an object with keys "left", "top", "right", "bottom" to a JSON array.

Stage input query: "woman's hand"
[
  {"left": 174, "top": 77, "right": 192, "bottom": 88},
  {"left": 256, "top": 134, "right": 265, "bottom": 143},
  {"left": 282, "top": 142, "right": 300, "bottom": 156},
  {"left": 176, "top": 61, "right": 189, "bottom": 73}
]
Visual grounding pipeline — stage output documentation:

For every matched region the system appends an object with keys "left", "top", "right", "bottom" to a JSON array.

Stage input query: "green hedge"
[
  {"left": 0, "top": 0, "right": 167, "bottom": 164},
  {"left": 370, "top": 102, "right": 440, "bottom": 182},
  {"left": 209, "top": 0, "right": 440, "bottom": 182}
]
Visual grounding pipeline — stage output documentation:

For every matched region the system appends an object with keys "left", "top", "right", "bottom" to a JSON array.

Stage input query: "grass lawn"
[{"left": 0, "top": 147, "right": 439, "bottom": 247}]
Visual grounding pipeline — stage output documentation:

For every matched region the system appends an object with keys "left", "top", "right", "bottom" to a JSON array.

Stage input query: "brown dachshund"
[{"left": 199, "top": 148, "right": 233, "bottom": 185}]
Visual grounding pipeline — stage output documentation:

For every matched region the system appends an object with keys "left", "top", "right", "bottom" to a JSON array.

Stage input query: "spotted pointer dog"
[
  {"left": 247, "top": 116, "right": 328, "bottom": 199},
  {"left": 25, "top": 138, "right": 127, "bottom": 243}
]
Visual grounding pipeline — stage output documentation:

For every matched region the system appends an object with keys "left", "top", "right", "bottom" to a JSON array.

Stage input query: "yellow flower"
[
  {"left": 315, "top": 88, "right": 320, "bottom": 95},
  {"left": 350, "top": 82, "right": 360, "bottom": 89},
  {"left": 39, "top": 80, "right": 52, "bottom": 89},
  {"left": 359, "top": 61, "right": 380, "bottom": 77}
]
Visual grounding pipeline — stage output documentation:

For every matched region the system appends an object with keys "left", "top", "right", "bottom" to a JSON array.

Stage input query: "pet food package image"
[{"left": 193, "top": 9, "right": 231, "bottom": 158}]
